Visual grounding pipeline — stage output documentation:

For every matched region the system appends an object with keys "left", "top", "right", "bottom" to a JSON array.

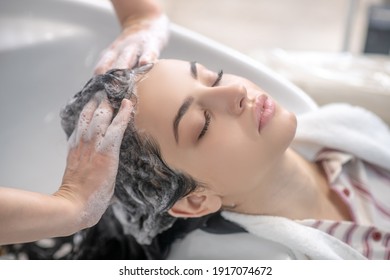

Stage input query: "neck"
[{"left": 233, "top": 148, "right": 350, "bottom": 221}]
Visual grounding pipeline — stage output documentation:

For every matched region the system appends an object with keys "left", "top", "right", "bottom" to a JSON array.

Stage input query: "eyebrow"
[
  {"left": 173, "top": 62, "right": 198, "bottom": 144},
  {"left": 190, "top": 61, "right": 198, "bottom": 79},
  {"left": 173, "top": 96, "right": 194, "bottom": 144}
]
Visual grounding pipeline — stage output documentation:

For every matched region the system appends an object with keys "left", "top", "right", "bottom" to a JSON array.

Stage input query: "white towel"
[
  {"left": 223, "top": 104, "right": 390, "bottom": 259},
  {"left": 221, "top": 213, "right": 366, "bottom": 259},
  {"left": 292, "top": 103, "right": 390, "bottom": 170}
]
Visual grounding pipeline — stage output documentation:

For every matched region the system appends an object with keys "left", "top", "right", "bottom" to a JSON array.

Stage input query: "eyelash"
[
  {"left": 198, "top": 111, "right": 211, "bottom": 140},
  {"left": 198, "top": 69, "right": 223, "bottom": 140},
  {"left": 212, "top": 70, "right": 223, "bottom": 87}
]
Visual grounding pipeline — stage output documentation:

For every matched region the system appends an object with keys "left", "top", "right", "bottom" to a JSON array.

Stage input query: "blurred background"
[{"left": 161, "top": 0, "right": 388, "bottom": 55}]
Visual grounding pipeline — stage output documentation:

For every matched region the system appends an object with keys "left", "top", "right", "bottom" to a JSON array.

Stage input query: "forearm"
[
  {"left": 0, "top": 187, "right": 80, "bottom": 245},
  {"left": 110, "top": 0, "right": 163, "bottom": 26}
]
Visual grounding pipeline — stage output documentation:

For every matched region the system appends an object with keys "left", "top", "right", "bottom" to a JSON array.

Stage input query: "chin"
[
  {"left": 286, "top": 112, "right": 298, "bottom": 144},
  {"left": 272, "top": 108, "right": 297, "bottom": 151}
]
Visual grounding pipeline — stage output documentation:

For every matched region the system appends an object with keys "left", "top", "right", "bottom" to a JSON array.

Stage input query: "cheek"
[
  {"left": 190, "top": 135, "right": 267, "bottom": 191},
  {"left": 191, "top": 115, "right": 295, "bottom": 192},
  {"left": 193, "top": 149, "right": 264, "bottom": 198}
]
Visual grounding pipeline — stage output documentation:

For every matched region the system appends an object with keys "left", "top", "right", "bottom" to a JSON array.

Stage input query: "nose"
[{"left": 200, "top": 83, "right": 247, "bottom": 116}]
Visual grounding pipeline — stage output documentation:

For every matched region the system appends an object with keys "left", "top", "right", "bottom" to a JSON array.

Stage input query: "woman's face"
[{"left": 134, "top": 59, "right": 297, "bottom": 202}]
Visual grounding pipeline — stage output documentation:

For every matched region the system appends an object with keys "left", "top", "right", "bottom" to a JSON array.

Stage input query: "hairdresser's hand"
[
  {"left": 94, "top": 13, "right": 169, "bottom": 74},
  {"left": 56, "top": 97, "right": 133, "bottom": 229}
]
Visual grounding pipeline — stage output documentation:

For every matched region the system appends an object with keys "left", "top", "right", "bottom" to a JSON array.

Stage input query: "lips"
[{"left": 254, "top": 94, "right": 275, "bottom": 133}]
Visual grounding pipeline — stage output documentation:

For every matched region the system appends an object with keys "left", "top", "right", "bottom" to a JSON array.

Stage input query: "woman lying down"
[{"left": 4, "top": 59, "right": 390, "bottom": 259}]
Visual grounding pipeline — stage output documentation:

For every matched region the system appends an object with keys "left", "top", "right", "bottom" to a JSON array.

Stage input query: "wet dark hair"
[{"left": 60, "top": 65, "right": 199, "bottom": 245}]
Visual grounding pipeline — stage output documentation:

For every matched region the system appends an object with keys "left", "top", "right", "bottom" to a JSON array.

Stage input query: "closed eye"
[
  {"left": 198, "top": 110, "right": 211, "bottom": 140},
  {"left": 212, "top": 70, "right": 223, "bottom": 87},
  {"left": 197, "top": 69, "right": 222, "bottom": 141}
]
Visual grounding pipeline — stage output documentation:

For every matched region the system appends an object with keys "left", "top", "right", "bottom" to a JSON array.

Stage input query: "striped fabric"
[{"left": 298, "top": 149, "right": 390, "bottom": 259}]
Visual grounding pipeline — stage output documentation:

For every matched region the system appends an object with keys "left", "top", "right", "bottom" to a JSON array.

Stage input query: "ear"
[{"left": 168, "top": 191, "right": 222, "bottom": 218}]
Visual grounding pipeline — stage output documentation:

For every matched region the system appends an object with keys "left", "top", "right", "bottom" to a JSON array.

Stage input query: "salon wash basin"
[{"left": 0, "top": 0, "right": 316, "bottom": 260}]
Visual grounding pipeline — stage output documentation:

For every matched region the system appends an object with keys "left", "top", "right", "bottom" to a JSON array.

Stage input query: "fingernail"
[{"left": 139, "top": 55, "right": 153, "bottom": 66}]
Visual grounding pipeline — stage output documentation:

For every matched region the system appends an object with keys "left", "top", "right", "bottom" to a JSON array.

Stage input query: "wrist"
[
  {"left": 121, "top": 13, "right": 166, "bottom": 32},
  {"left": 111, "top": 0, "right": 163, "bottom": 28},
  {"left": 52, "top": 187, "right": 86, "bottom": 235},
  {"left": 54, "top": 183, "right": 112, "bottom": 232}
]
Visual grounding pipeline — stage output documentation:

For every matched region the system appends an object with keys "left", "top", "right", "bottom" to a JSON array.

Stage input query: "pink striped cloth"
[{"left": 298, "top": 149, "right": 390, "bottom": 259}]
